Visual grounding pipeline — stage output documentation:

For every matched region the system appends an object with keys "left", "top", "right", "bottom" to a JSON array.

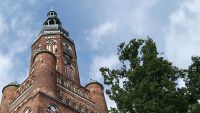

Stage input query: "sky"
[{"left": 0, "top": 0, "right": 200, "bottom": 109}]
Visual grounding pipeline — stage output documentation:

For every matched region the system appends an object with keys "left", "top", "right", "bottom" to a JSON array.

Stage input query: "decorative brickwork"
[{"left": 0, "top": 10, "right": 107, "bottom": 113}]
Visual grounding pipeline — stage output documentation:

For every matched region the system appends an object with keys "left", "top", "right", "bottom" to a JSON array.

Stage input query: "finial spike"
[{"left": 50, "top": 0, "right": 53, "bottom": 11}]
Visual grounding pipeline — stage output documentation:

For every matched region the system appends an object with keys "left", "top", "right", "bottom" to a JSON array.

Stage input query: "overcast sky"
[{"left": 0, "top": 0, "right": 200, "bottom": 108}]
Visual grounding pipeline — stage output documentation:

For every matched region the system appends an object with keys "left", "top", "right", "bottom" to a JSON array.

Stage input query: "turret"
[
  {"left": 0, "top": 82, "right": 19, "bottom": 113},
  {"left": 32, "top": 51, "right": 57, "bottom": 97},
  {"left": 85, "top": 80, "right": 108, "bottom": 113}
]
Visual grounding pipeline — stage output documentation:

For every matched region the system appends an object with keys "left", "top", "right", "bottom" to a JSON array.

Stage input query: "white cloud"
[
  {"left": 89, "top": 54, "right": 120, "bottom": 109},
  {"left": 0, "top": 53, "right": 15, "bottom": 99},
  {"left": 176, "top": 78, "right": 186, "bottom": 88},
  {"left": 86, "top": 0, "right": 161, "bottom": 81},
  {"left": 1, "top": 0, "right": 198, "bottom": 110},
  {"left": 165, "top": 0, "right": 200, "bottom": 69},
  {"left": 86, "top": 21, "right": 118, "bottom": 49},
  {"left": 85, "top": 0, "right": 159, "bottom": 50},
  {"left": 0, "top": 1, "right": 38, "bottom": 101},
  {"left": 89, "top": 54, "right": 120, "bottom": 82},
  {"left": 86, "top": 0, "right": 160, "bottom": 96},
  {"left": 86, "top": 0, "right": 159, "bottom": 109},
  {"left": 105, "top": 92, "right": 117, "bottom": 109},
  {"left": 0, "top": 54, "right": 12, "bottom": 74},
  {"left": 0, "top": 15, "right": 8, "bottom": 35}
]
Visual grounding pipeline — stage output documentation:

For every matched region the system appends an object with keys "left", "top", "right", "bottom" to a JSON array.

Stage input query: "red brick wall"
[
  {"left": 32, "top": 51, "right": 57, "bottom": 98},
  {"left": 86, "top": 83, "right": 108, "bottom": 113},
  {"left": 30, "top": 35, "right": 80, "bottom": 84},
  {"left": 1, "top": 85, "right": 18, "bottom": 113},
  {"left": 11, "top": 92, "right": 78, "bottom": 113}
]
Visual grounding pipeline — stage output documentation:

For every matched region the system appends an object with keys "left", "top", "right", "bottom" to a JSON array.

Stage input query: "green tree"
[
  {"left": 100, "top": 38, "right": 189, "bottom": 113},
  {"left": 186, "top": 57, "right": 200, "bottom": 113}
]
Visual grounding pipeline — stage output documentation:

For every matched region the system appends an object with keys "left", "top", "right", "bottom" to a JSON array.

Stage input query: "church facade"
[{"left": 0, "top": 10, "right": 107, "bottom": 113}]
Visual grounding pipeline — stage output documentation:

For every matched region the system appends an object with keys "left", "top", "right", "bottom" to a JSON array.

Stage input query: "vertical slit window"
[{"left": 69, "top": 67, "right": 74, "bottom": 80}]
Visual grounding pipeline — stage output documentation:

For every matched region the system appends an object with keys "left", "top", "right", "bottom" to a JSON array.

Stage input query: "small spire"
[{"left": 50, "top": 0, "right": 53, "bottom": 11}]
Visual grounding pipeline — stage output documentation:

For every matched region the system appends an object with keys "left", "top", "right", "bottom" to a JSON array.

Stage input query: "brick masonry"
[{"left": 0, "top": 10, "right": 107, "bottom": 113}]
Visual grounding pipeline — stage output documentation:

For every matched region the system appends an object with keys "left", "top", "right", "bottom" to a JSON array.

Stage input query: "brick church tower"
[{"left": 0, "top": 10, "right": 107, "bottom": 113}]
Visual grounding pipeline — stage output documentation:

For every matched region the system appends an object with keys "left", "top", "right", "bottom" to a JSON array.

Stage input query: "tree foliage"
[{"left": 100, "top": 38, "right": 200, "bottom": 113}]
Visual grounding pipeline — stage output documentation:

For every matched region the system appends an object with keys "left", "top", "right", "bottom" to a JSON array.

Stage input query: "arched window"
[
  {"left": 57, "top": 77, "right": 62, "bottom": 84},
  {"left": 49, "top": 20, "right": 55, "bottom": 25},
  {"left": 64, "top": 65, "right": 67, "bottom": 75},
  {"left": 64, "top": 61, "right": 69, "bottom": 76},
  {"left": 69, "top": 98, "right": 72, "bottom": 106},
  {"left": 72, "top": 102, "right": 77, "bottom": 109},
  {"left": 33, "top": 48, "right": 40, "bottom": 54},
  {"left": 78, "top": 89, "right": 83, "bottom": 96},
  {"left": 66, "top": 97, "right": 70, "bottom": 104},
  {"left": 68, "top": 67, "right": 74, "bottom": 80},
  {"left": 74, "top": 86, "right": 77, "bottom": 92},
  {"left": 84, "top": 93, "right": 89, "bottom": 99},
  {"left": 63, "top": 43, "right": 73, "bottom": 58},
  {"left": 46, "top": 104, "right": 60, "bottom": 113},
  {"left": 46, "top": 39, "right": 57, "bottom": 53},
  {"left": 33, "top": 43, "right": 41, "bottom": 55},
  {"left": 63, "top": 81, "right": 67, "bottom": 87},
  {"left": 78, "top": 103, "right": 83, "bottom": 112},
  {"left": 24, "top": 108, "right": 31, "bottom": 113}
]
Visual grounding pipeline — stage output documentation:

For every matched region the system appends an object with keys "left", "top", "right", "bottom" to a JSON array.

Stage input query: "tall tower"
[
  {"left": 30, "top": 10, "right": 80, "bottom": 84},
  {"left": 0, "top": 10, "right": 107, "bottom": 113}
]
